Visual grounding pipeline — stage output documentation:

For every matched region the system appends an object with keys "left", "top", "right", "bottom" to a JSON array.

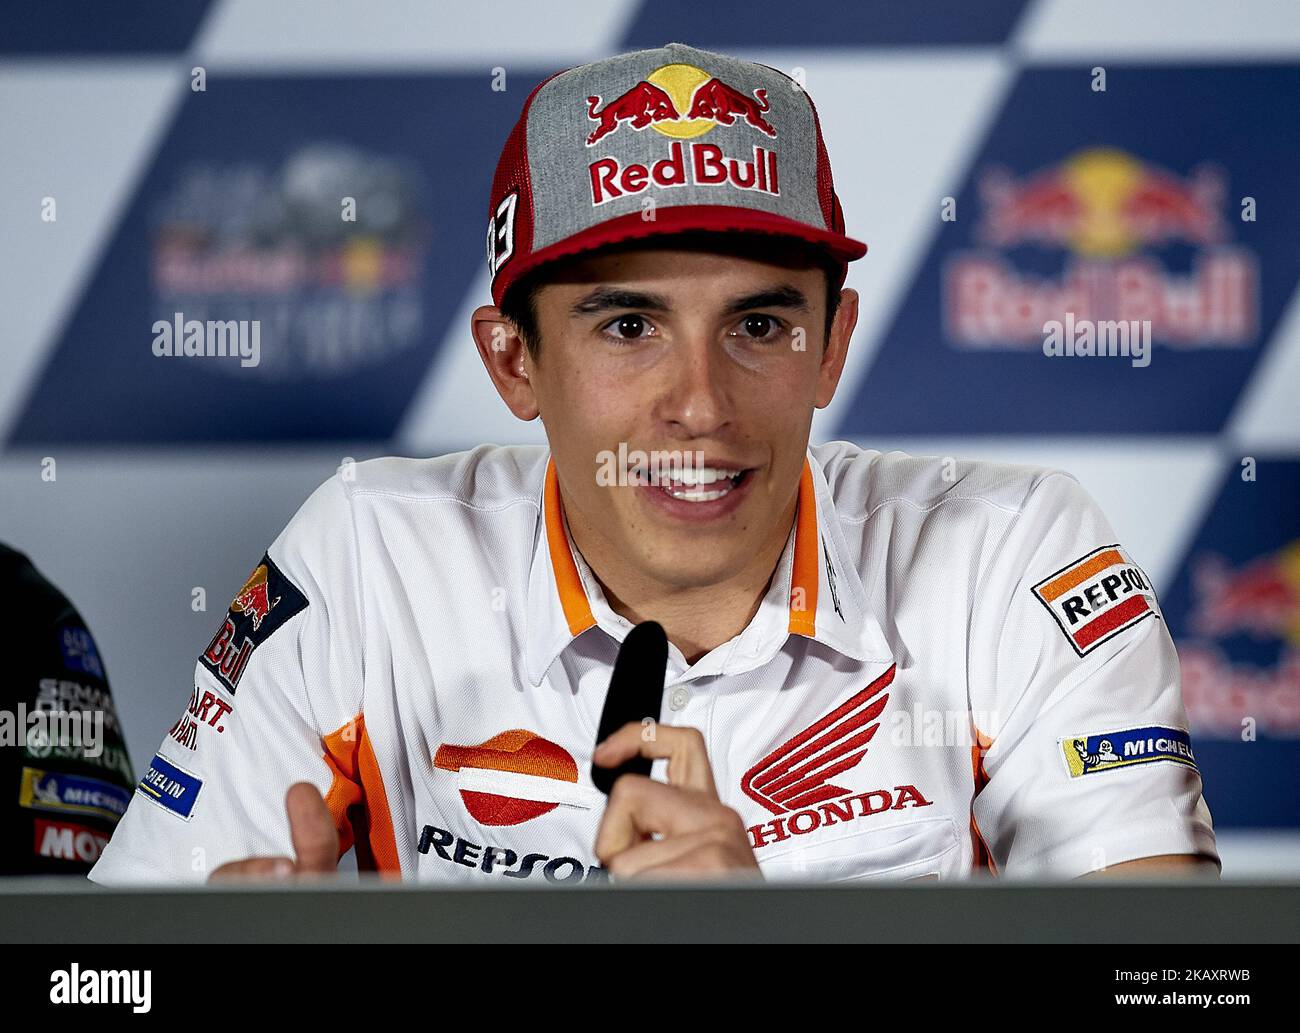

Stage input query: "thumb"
[{"left": 285, "top": 781, "right": 339, "bottom": 874}]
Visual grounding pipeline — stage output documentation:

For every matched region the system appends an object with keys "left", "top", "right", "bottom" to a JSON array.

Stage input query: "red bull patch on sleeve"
[
  {"left": 200, "top": 552, "right": 307, "bottom": 693},
  {"left": 1060, "top": 726, "right": 1198, "bottom": 778},
  {"left": 1031, "top": 544, "right": 1161, "bottom": 656}
]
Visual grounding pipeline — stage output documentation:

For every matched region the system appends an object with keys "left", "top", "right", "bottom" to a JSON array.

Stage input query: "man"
[
  {"left": 2, "top": 543, "right": 135, "bottom": 875},
  {"left": 91, "top": 42, "right": 1217, "bottom": 885}
]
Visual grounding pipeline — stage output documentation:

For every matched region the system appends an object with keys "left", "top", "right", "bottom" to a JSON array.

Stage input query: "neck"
[{"left": 565, "top": 494, "right": 798, "bottom": 666}]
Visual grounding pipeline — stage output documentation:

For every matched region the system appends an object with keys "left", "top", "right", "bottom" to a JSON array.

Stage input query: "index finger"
[
  {"left": 286, "top": 781, "right": 340, "bottom": 874},
  {"left": 593, "top": 722, "right": 718, "bottom": 798}
]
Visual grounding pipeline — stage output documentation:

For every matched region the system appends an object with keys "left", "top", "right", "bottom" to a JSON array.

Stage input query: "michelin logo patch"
[
  {"left": 1032, "top": 544, "right": 1160, "bottom": 656},
  {"left": 137, "top": 754, "right": 203, "bottom": 820},
  {"left": 200, "top": 553, "right": 307, "bottom": 693},
  {"left": 1061, "top": 726, "right": 1198, "bottom": 778},
  {"left": 18, "top": 768, "right": 131, "bottom": 822}
]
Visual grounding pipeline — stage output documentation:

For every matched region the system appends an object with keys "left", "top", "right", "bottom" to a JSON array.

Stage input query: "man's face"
[{"left": 511, "top": 242, "right": 855, "bottom": 593}]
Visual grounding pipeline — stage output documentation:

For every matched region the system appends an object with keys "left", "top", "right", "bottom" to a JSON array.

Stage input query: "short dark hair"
[{"left": 499, "top": 231, "right": 844, "bottom": 360}]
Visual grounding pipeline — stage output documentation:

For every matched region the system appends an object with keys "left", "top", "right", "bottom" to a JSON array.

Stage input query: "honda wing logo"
[{"left": 741, "top": 664, "right": 895, "bottom": 816}]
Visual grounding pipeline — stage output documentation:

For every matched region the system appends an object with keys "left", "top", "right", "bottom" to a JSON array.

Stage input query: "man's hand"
[
  {"left": 593, "top": 722, "right": 761, "bottom": 881},
  {"left": 209, "top": 782, "right": 339, "bottom": 881}
]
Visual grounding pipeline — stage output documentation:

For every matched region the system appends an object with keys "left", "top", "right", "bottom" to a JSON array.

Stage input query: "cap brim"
[{"left": 492, "top": 205, "right": 867, "bottom": 306}]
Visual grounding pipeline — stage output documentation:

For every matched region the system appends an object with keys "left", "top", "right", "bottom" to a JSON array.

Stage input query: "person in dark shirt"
[{"left": 1, "top": 543, "right": 134, "bottom": 875}]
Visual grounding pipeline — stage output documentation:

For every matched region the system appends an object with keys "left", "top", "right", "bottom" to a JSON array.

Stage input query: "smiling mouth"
[{"left": 629, "top": 464, "right": 754, "bottom": 502}]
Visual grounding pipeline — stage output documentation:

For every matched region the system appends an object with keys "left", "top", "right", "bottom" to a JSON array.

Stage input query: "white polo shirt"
[{"left": 90, "top": 441, "right": 1218, "bottom": 885}]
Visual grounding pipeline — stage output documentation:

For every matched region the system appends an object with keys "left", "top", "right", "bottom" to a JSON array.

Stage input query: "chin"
[{"left": 640, "top": 555, "right": 738, "bottom": 592}]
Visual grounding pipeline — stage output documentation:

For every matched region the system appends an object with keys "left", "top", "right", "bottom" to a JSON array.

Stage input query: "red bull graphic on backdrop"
[
  {"left": 149, "top": 144, "right": 430, "bottom": 381},
  {"left": 838, "top": 65, "right": 1300, "bottom": 435},
  {"left": 1177, "top": 538, "right": 1300, "bottom": 740},
  {"left": 1160, "top": 460, "right": 1300, "bottom": 828},
  {"left": 9, "top": 75, "right": 512, "bottom": 443},
  {"left": 948, "top": 147, "right": 1257, "bottom": 349},
  {"left": 584, "top": 62, "right": 781, "bottom": 206},
  {"left": 201, "top": 553, "right": 307, "bottom": 694}
]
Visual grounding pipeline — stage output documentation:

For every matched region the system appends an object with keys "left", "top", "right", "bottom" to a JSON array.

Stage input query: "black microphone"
[{"left": 592, "top": 620, "right": 668, "bottom": 795}]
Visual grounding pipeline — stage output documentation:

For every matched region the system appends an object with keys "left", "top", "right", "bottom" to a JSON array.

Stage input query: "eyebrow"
[{"left": 568, "top": 284, "right": 812, "bottom": 318}]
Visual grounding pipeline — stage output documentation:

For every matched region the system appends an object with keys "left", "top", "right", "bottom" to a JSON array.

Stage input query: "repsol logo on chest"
[
  {"left": 748, "top": 784, "right": 933, "bottom": 850},
  {"left": 418, "top": 825, "right": 607, "bottom": 883}
]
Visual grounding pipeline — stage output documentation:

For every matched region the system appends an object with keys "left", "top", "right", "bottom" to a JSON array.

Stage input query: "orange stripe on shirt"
[
  {"left": 788, "top": 459, "right": 819, "bottom": 636},
  {"left": 970, "top": 728, "right": 998, "bottom": 875},
  {"left": 322, "top": 714, "right": 401, "bottom": 879},
  {"left": 544, "top": 458, "right": 597, "bottom": 637}
]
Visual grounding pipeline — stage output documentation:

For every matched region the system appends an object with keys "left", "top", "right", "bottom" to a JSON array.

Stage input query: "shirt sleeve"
[
  {"left": 968, "top": 471, "right": 1219, "bottom": 879},
  {"left": 89, "top": 472, "right": 382, "bottom": 885}
]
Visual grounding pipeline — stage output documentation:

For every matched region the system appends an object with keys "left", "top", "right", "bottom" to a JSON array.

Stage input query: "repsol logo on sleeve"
[
  {"left": 1060, "top": 726, "right": 1199, "bottom": 778},
  {"left": 200, "top": 553, "right": 307, "bottom": 693},
  {"left": 1031, "top": 544, "right": 1160, "bottom": 656}
]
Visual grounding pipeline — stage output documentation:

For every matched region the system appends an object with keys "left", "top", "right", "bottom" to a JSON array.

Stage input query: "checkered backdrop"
[{"left": 3, "top": 0, "right": 1298, "bottom": 875}]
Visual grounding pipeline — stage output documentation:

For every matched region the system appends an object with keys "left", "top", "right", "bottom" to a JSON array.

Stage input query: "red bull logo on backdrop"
[
  {"left": 1177, "top": 540, "right": 1300, "bottom": 737},
  {"left": 945, "top": 147, "right": 1258, "bottom": 350},
  {"left": 150, "top": 143, "right": 430, "bottom": 380},
  {"left": 584, "top": 62, "right": 781, "bottom": 206}
]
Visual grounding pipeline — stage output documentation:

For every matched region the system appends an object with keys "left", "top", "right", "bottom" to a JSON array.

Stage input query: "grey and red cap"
[{"left": 486, "top": 41, "right": 868, "bottom": 307}]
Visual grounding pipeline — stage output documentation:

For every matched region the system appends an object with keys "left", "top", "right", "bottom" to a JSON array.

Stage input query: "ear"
[
  {"left": 470, "top": 305, "right": 539, "bottom": 421},
  {"left": 814, "top": 287, "right": 858, "bottom": 409}
]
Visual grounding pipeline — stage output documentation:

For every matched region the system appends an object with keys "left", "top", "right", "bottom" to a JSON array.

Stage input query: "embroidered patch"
[
  {"left": 1032, "top": 544, "right": 1160, "bottom": 656},
  {"left": 1060, "top": 726, "right": 1198, "bottom": 778},
  {"left": 18, "top": 767, "right": 131, "bottom": 822},
  {"left": 199, "top": 553, "right": 307, "bottom": 693},
  {"left": 136, "top": 754, "right": 204, "bottom": 820}
]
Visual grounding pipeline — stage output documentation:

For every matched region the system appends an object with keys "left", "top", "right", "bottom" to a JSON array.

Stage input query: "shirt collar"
[{"left": 523, "top": 450, "right": 892, "bottom": 687}]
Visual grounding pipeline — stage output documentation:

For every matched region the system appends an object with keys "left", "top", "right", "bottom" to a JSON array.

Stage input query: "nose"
[{"left": 653, "top": 333, "right": 735, "bottom": 440}]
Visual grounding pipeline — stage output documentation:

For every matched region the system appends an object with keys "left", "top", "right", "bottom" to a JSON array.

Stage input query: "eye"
[
  {"left": 729, "top": 313, "right": 786, "bottom": 343},
  {"left": 599, "top": 314, "right": 656, "bottom": 343}
]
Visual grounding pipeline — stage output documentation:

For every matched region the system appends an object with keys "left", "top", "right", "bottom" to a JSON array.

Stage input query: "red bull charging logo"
[
  {"left": 1178, "top": 540, "right": 1300, "bottom": 737},
  {"left": 230, "top": 564, "right": 280, "bottom": 633},
  {"left": 947, "top": 147, "right": 1258, "bottom": 349},
  {"left": 586, "top": 63, "right": 777, "bottom": 146},
  {"left": 1191, "top": 542, "right": 1300, "bottom": 644}
]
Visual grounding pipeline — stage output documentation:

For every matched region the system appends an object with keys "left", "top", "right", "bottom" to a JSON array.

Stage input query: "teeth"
[
  {"left": 664, "top": 483, "right": 734, "bottom": 502},
  {"left": 628, "top": 465, "right": 745, "bottom": 489},
  {"left": 668, "top": 466, "right": 738, "bottom": 486}
]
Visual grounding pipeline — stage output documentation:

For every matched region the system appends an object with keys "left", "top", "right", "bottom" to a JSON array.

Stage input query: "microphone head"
[{"left": 592, "top": 620, "right": 668, "bottom": 795}]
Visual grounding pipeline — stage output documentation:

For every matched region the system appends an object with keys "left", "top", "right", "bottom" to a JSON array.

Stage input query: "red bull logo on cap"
[
  {"left": 584, "top": 62, "right": 781, "bottom": 206},
  {"left": 586, "top": 62, "right": 777, "bottom": 146}
]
